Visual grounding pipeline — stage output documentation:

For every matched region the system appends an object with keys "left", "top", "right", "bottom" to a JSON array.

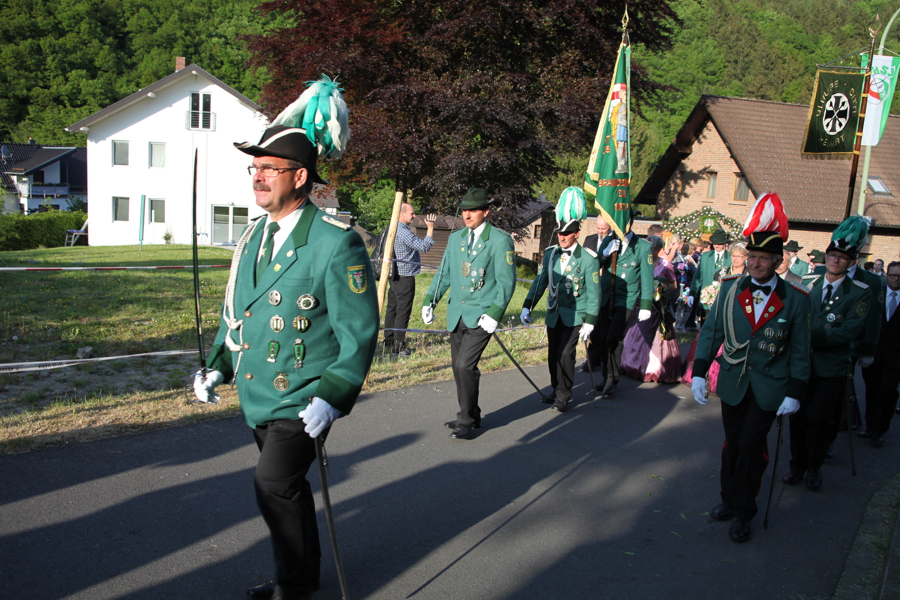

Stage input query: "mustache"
[{"left": 253, "top": 184, "right": 271, "bottom": 192}]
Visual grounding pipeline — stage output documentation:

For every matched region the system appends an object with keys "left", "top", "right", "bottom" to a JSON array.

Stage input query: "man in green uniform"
[
  {"left": 194, "top": 121, "right": 379, "bottom": 599},
  {"left": 691, "top": 193, "right": 809, "bottom": 543},
  {"left": 521, "top": 211, "right": 600, "bottom": 413},
  {"left": 581, "top": 217, "right": 613, "bottom": 381},
  {"left": 785, "top": 240, "right": 810, "bottom": 277},
  {"left": 598, "top": 215, "right": 654, "bottom": 397},
  {"left": 782, "top": 236, "right": 871, "bottom": 491},
  {"left": 422, "top": 188, "right": 517, "bottom": 439},
  {"left": 688, "top": 228, "right": 731, "bottom": 320}
]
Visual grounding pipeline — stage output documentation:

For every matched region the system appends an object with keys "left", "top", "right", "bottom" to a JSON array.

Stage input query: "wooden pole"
[
  {"left": 376, "top": 189, "right": 405, "bottom": 315},
  {"left": 844, "top": 32, "right": 879, "bottom": 219}
]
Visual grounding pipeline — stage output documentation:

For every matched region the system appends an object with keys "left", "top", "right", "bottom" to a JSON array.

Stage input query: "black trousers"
[
  {"left": 384, "top": 275, "right": 416, "bottom": 352},
  {"left": 586, "top": 302, "right": 610, "bottom": 372},
  {"left": 720, "top": 387, "right": 777, "bottom": 520},
  {"left": 253, "top": 420, "right": 330, "bottom": 599},
  {"left": 862, "top": 357, "right": 900, "bottom": 436},
  {"left": 449, "top": 321, "right": 493, "bottom": 426},
  {"left": 548, "top": 323, "right": 580, "bottom": 403},
  {"left": 605, "top": 305, "right": 632, "bottom": 382},
  {"left": 789, "top": 371, "right": 844, "bottom": 474}
]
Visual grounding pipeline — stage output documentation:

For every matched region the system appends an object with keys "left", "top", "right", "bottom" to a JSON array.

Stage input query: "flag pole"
[{"left": 844, "top": 29, "right": 879, "bottom": 219}]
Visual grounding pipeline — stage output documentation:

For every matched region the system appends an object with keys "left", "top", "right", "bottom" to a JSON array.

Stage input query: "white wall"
[{"left": 85, "top": 73, "right": 268, "bottom": 246}]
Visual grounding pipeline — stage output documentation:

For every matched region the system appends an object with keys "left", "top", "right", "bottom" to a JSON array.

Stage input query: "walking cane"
[
  {"left": 763, "top": 415, "right": 783, "bottom": 529},
  {"left": 492, "top": 332, "right": 551, "bottom": 402},
  {"left": 314, "top": 437, "right": 352, "bottom": 600}
]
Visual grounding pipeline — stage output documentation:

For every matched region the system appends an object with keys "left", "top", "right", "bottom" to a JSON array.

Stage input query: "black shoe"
[
  {"left": 872, "top": 435, "right": 885, "bottom": 448},
  {"left": 579, "top": 362, "right": 590, "bottom": 372},
  {"left": 551, "top": 398, "right": 569, "bottom": 412},
  {"left": 450, "top": 424, "right": 472, "bottom": 439},
  {"left": 782, "top": 470, "right": 805, "bottom": 485},
  {"left": 600, "top": 379, "right": 618, "bottom": 398},
  {"left": 711, "top": 503, "right": 733, "bottom": 521},
  {"left": 444, "top": 420, "right": 481, "bottom": 430},
  {"left": 806, "top": 468, "right": 822, "bottom": 490},
  {"left": 540, "top": 395, "right": 556, "bottom": 404},
  {"left": 858, "top": 430, "right": 875, "bottom": 439},
  {"left": 397, "top": 347, "right": 411, "bottom": 358},
  {"left": 825, "top": 443, "right": 834, "bottom": 459},
  {"left": 729, "top": 518, "right": 751, "bottom": 543}
]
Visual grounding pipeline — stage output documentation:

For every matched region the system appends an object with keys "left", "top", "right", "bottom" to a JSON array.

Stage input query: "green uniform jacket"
[
  {"left": 614, "top": 234, "right": 655, "bottom": 311},
  {"left": 207, "top": 202, "right": 379, "bottom": 427},
  {"left": 694, "top": 274, "right": 811, "bottom": 410},
  {"left": 584, "top": 233, "right": 613, "bottom": 308},
  {"left": 789, "top": 258, "right": 810, "bottom": 277},
  {"left": 523, "top": 243, "right": 601, "bottom": 327},
  {"left": 804, "top": 274, "right": 872, "bottom": 377},
  {"left": 691, "top": 250, "right": 731, "bottom": 309},
  {"left": 424, "top": 223, "right": 517, "bottom": 329}
]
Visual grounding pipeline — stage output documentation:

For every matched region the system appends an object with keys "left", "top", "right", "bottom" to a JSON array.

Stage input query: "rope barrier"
[
  {"left": 391, "top": 257, "right": 535, "bottom": 284},
  {"left": 0, "top": 265, "right": 231, "bottom": 272}
]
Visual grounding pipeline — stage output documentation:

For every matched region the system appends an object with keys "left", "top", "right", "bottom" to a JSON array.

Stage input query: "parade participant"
[
  {"left": 783, "top": 217, "right": 871, "bottom": 490},
  {"left": 596, "top": 211, "right": 654, "bottom": 398},
  {"left": 776, "top": 249, "right": 802, "bottom": 284},
  {"left": 522, "top": 187, "right": 600, "bottom": 413},
  {"left": 422, "top": 188, "right": 517, "bottom": 439},
  {"left": 785, "top": 240, "right": 809, "bottom": 276},
  {"left": 861, "top": 261, "right": 900, "bottom": 447},
  {"left": 691, "top": 192, "right": 809, "bottom": 543},
  {"left": 581, "top": 216, "right": 614, "bottom": 377},
  {"left": 872, "top": 258, "right": 886, "bottom": 277},
  {"left": 383, "top": 203, "right": 436, "bottom": 357},
  {"left": 688, "top": 228, "right": 731, "bottom": 321},
  {"left": 808, "top": 249, "right": 826, "bottom": 275},
  {"left": 193, "top": 77, "right": 379, "bottom": 600}
]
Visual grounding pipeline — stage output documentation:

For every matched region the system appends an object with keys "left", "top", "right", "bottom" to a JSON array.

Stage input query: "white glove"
[
  {"left": 193, "top": 369, "right": 224, "bottom": 404},
  {"left": 579, "top": 323, "right": 594, "bottom": 342},
  {"left": 686, "top": 295, "right": 694, "bottom": 308},
  {"left": 298, "top": 396, "right": 341, "bottom": 438},
  {"left": 478, "top": 314, "right": 498, "bottom": 334},
  {"left": 691, "top": 376, "right": 708, "bottom": 405},
  {"left": 776, "top": 396, "right": 801, "bottom": 416},
  {"left": 859, "top": 356, "right": 875, "bottom": 369},
  {"left": 603, "top": 239, "right": 621, "bottom": 257},
  {"left": 422, "top": 305, "right": 434, "bottom": 324},
  {"left": 638, "top": 309, "right": 652, "bottom": 322},
  {"left": 520, "top": 308, "right": 533, "bottom": 325}
]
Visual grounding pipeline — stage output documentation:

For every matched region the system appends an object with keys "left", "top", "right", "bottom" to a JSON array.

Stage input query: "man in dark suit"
[
  {"left": 860, "top": 260, "right": 900, "bottom": 447},
  {"left": 581, "top": 217, "right": 613, "bottom": 378},
  {"left": 688, "top": 228, "right": 730, "bottom": 322},
  {"left": 776, "top": 250, "right": 802, "bottom": 284}
]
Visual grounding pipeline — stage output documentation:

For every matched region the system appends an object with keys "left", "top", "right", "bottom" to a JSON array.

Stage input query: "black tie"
[
  {"left": 822, "top": 283, "right": 833, "bottom": 308},
  {"left": 256, "top": 221, "right": 280, "bottom": 283},
  {"left": 749, "top": 282, "right": 771, "bottom": 295}
]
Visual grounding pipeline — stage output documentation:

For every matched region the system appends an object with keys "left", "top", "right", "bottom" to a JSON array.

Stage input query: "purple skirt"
[{"left": 620, "top": 308, "right": 683, "bottom": 384}]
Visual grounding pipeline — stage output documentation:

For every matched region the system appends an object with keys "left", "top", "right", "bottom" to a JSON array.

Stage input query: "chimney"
[{"left": 175, "top": 57, "right": 186, "bottom": 72}]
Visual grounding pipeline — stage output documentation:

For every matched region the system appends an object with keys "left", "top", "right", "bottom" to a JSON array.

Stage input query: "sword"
[
  {"left": 315, "top": 436, "right": 351, "bottom": 600},
  {"left": 190, "top": 149, "right": 213, "bottom": 403},
  {"left": 492, "top": 332, "right": 551, "bottom": 402},
  {"left": 581, "top": 318, "right": 596, "bottom": 391},
  {"left": 763, "top": 415, "right": 783, "bottom": 529},
  {"left": 845, "top": 364, "right": 858, "bottom": 476}
]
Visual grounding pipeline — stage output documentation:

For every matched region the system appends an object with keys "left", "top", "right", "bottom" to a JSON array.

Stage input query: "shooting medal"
[
  {"left": 273, "top": 372, "right": 289, "bottom": 391},
  {"left": 267, "top": 341, "right": 280, "bottom": 363},
  {"left": 297, "top": 294, "right": 317, "bottom": 310},
  {"left": 293, "top": 339, "right": 305, "bottom": 368},
  {"left": 462, "top": 261, "right": 471, "bottom": 277},
  {"left": 293, "top": 315, "right": 310, "bottom": 333},
  {"left": 270, "top": 315, "right": 284, "bottom": 333},
  {"left": 268, "top": 290, "right": 282, "bottom": 306}
]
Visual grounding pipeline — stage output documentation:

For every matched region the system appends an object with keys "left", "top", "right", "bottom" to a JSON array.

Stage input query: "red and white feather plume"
[{"left": 742, "top": 191, "right": 789, "bottom": 242}]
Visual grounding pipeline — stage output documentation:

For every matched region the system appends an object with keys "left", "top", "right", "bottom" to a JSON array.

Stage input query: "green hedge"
[{"left": 0, "top": 211, "right": 87, "bottom": 251}]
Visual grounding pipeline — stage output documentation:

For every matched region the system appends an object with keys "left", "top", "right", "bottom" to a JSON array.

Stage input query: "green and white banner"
[
  {"left": 801, "top": 69, "right": 865, "bottom": 159},
  {"left": 861, "top": 54, "right": 900, "bottom": 146}
]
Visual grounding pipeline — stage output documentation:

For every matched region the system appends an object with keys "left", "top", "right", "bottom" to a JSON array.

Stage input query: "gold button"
[
  {"left": 245, "top": 373, "right": 253, "bottom": 380},
  {"left": 242, "top": 343, "right": 250, "bottom": 350},
  {"left": 461, "top": 300, "right": 465, "bottom": 304},
  {"left": 245, "top": 311, "right": 252, "bottom": 317}
]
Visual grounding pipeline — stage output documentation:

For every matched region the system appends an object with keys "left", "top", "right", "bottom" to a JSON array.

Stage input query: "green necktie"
[{"left": 256, "top": 221, "right": 280, "bottom": 283}]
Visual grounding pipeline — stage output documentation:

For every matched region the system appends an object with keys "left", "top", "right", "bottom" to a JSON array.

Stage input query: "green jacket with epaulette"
[
  {"left": 207, "top": 202, "right": 379, "bottom": 427},
  {"left": 614, "top": 234, "right": 654, "bottom": 311},
  {"left": 424, "top": 222, "right": 517, "bottom": 330},
  {"left": 523, "top": 243, "right": 600, "bottom": 328},
  {"left": 804, "top": 274, "right": 872, "bottom": 377},
  {"left": 694, "top": 274, "right": 811, "bottom": 410},
  {"left": 691, "top": 249, "right": 731, "bottom": 309}
]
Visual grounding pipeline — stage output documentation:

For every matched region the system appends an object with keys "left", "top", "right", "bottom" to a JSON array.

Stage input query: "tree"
[{"left": 247, "top": 0, "right": 678, "bottom": 229}]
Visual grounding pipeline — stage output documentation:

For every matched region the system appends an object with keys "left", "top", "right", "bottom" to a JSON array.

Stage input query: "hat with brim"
[
  {"left": 746, "top": 231, "right": 783, "bottom": 255},
  {"left": 458, "top": 188, "right": 497, "bottom": 210},
  {"left": 235, "top": 125, "right": 326, "bottom": 185},
  {"left": 708, "top": 229, "right": 729, "bottom": 245},
  {"left": 784, "top": 240, "right": 802, "bottom": 252},
  {"left": 826, "top": 240, "right": 856, "bottom": 260},
  {"left": 556, "top": 220, "right": 581, "bottom": 235},
  {"left": 808, "top": 249, "right": 826, "bottom": 264}
]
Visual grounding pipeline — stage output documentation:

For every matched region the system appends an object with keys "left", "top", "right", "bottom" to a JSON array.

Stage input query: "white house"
[{"left": 65, "top": 61, "right": 268, "bottom": 246}]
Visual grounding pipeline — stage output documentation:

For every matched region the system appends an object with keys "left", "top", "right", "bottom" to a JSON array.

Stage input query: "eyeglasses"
[
  {"left": 887, "top": 273, "right": 900, "bottom": 278},
  {"left": 247, "top": 165, "right": 298, "bottom": 177}
]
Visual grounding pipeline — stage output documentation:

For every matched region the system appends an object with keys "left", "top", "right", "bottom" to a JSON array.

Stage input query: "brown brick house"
[{"left": 635, "top": 95, "right": 900, "bottom": 264}]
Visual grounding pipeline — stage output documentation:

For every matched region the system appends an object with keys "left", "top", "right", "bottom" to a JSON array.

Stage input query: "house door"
[{"left": 212, "top": 205, "right": 250, "bottom": 244}]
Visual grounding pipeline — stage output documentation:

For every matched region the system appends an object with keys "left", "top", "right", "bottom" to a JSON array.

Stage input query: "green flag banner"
[
  {"left": 585, "top": 41, "right": 631, "bottom": 238},
  {"left": 860, "top": 54, "right": 900, "bottom": 146},
  {"left": 801, "top": 68, "right": 865, "bottom": 159}
]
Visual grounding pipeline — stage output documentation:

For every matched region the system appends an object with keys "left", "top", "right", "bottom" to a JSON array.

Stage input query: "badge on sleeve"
[
  {"left": 592, "top": 272, "right": 599, "bottom": 283},
  {"left": 507, "top": 251, "right": 515, "bottom": 265},
  {"left": 348, "top": 265, "right": 368, "bottom": 293}
]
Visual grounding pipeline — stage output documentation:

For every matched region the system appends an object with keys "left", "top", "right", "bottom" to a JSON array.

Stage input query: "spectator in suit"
[
  {"left": 776, "top": 250, "right": 802, "bottom": 284},
  {"left": 873, "top": 259, "right": 886, "bottom": 277},
  {"left": 860, "top": 261, "right": 900, "bottom": 447}
]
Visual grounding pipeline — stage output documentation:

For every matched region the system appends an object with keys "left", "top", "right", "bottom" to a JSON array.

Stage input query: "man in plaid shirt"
[{"left": 384, "top": 203, "right": 436, "bottom": 356}]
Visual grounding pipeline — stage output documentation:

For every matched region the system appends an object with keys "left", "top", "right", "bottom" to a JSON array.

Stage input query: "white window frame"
[
  {"left": 149, "top": 142, "right": 166, "bottom": 168},
  {"left": 112, "top": 141, "right": 129, "bottom": 166},
  {"left": 113, "top": 196, "right": 129, "bottom": 221},
  {"left": 149, "top": 198, "right": 165, "bottom": 223}
]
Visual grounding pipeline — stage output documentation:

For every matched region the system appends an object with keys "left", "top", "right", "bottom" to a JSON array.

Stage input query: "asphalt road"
[{"left": 1, "top": 360, "right": 897, "bottom": 600}]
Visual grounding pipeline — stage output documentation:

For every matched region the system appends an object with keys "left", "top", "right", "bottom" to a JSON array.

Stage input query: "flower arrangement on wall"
[{"left": 661, "top": 207, "right": 741, "bottom": 240}]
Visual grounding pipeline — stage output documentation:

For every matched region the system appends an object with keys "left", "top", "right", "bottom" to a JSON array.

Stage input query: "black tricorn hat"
[
  {"left": 746, "top": 231, "right": 783, "bottom": 255},
  {"left": 458, "top": 188, "right": 498, "bottom": 210},
  {"left": 708, "top": 229, "right": 729, "bottom": 245},
  {"left": 783, "top": 240, "right": 802, "bottom": 252},
  {"left": 555, "top": 219, "right": 581, "bottom": 235},
  {"left": 235, "top": 126, "right": 326, "bottom": 185},
  {"left": 826, "top": 240, "right": 857, "bottom": 260}
]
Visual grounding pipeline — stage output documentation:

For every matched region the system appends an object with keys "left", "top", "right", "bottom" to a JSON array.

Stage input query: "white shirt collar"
[
  {"left": 258, "top": 204, "right": 304, "bottom": 261},
  {"left": 469, "top": 221, "right": 487, "bottom": 241}
]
